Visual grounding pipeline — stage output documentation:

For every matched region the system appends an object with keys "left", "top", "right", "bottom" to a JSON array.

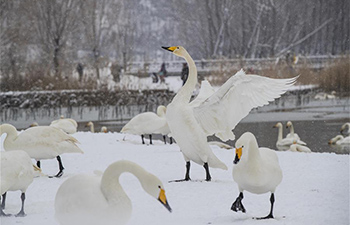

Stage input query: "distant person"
[
  {"left": 159, "top": 62, "right": 167, "bottom": 83},
  {"left": 111, "top": 61, "right": 121, "bottom": 83},
  {"left": 76, "top": 63, "right": 84, "bottom": 82},
  {"left": 181, "top": 63, "right": 189, "bottom": 86},
  {"left": 151, "top": 73, "right": 159, "bottom": 83}
]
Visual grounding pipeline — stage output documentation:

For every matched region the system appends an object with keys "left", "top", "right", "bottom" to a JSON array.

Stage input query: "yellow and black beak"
[
  {"left": 158, "top": 188, "right": 172, "bottom": 212},
  {"left": 233, "top": 147, "right": 242, "bottom": 164},
  {"left": 161, "top": 46, "right": 176, "bottom": 52}
]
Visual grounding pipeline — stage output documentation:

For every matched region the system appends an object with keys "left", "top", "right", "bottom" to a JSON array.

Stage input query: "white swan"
[
  {"left": 162, "top": 46, "right": 296, "bottom": 181},
  {"left": 286, "top": 121, "right": 307, "bottom": 145},
  {"left": 54, "top": 160, "right": 171, "bottom": 225},
  {"left": 0, "top": 123, "right": 83, "bottom": 177},
  {"left": 50, "top": 116, "right": 78, "bottom": 134},
  {"left": 231, "top": 132, "right": 282, "bottom": 219},
  {"left": 101, "top": 126, "right": 108, "bottom": 133},
  {"left": 273, "top": 122, "right": 296, "bottom": 151},
  {"left": 289, "top": 143, "right": 312, "bottom": 153},
  {"left": 121, "top": 105, "right": 171, "bottom": 145},
  {"left": 1, "top": 150, "right": 34, "bottom": 217},
  {"left": 340, "top": 122, "right": 350, "bottom": 136},
  {"left": 85, "top": 121, "right": 95, "bottom": 133},
  {"left": 328, "top": 135, "right": 350, "bottom": 145}
]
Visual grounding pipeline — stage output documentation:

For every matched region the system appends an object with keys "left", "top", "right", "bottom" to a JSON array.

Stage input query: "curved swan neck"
[
  {"left": 0, "top": 124, "right": 18, "bottom": 148},
  {"left": 247, "top": 138, "right": 260, "bottom": 161},
  {"left": 100, "top": 161, "right": 149, "bottom": 204},
  {"left": 173, "top": 52, "right": 197, "bottom": 103}
]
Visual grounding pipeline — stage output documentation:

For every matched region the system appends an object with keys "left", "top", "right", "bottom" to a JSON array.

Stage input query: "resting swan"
[
  {"left": 1, "top": 150, "right": 35, "bottom": 217},
  {"left": 121, "top": 105, "right": 171, "bottom": 145},
  {"left": 286, "top": 121, "right": 307, "bottom": 145},
  {"left": 54, "top": 160, "right": 171, "bottom": 225},
  {"left": 328, "top": 135, "right": 350, "bottom": 145},
  {"left": 162, "top": 46, "right": 296, "bottom": 181},
  {"left": 231, "top": 132, "right": 282, "bottom": 219},
  {"left": 289, "top": 143, "right": 312, "bottom": 153},
  {"left": 0, "top": 123, "right": 83, "bottom": 177},
  {"left": 50, "top": 116, "right": 78, "bottom": 134},
  {"left": 273, "top": 122, "right": 300, "bottom": 150},
  {"left": 340, "top": 122, "right": 350, "bottom": 136}
]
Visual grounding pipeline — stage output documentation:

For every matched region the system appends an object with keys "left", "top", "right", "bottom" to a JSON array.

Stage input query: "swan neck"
[
  {"left": 100, "top": 161, "right": 148, "bottom": 204},
  {"left": 90, "top": 124, "right": 95, "bottom": 133},
  {"left": 289, "top": 124, "right": 295, "bottom": 134},
  {"left": 277, "top": 126, "right": 283, "bottom": 141},
  {"left": 1, "top": 125, "right": 18, "bottom": 149},
  {"left": 173, "top": 52, "right": 197, "bottom": 103},
  {"left": 247, "top": 139, "right": 261, "bottom": 161}
]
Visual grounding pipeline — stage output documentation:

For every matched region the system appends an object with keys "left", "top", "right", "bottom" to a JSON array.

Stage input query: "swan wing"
[
  {"left": 189, "top": 80, "right": 215, "bottom": 108},
  {"left": 194, "top": 69, "right": 298, "bottom": 141}
]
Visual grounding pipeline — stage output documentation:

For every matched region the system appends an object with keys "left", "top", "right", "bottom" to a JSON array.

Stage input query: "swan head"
[
  {"left": 161, "top": 46, "right": 188, "bottom": 58},
  {"left": 273, "top": 122, "right": 283, "bottom": 129},
  {"left": 233, "top": 132, "right": 256, "bottom": 164},
  {"left": 85, "top": 121, "right": 93, "bottom": 127},
  {"left": 101, "top": 126, "right": 108, "bottom": 133},
  {"left": 157, "top": 105, "right": 167, "bottom": 117},
  {"left": 286, "top": 121, "right": 292, "bottom": 128},
  {"left": 141, "top": 174, "right": 172, "bottom": 212}
]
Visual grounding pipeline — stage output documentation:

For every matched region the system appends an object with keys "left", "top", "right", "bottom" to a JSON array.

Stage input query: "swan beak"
[
  {"left": 233, "top": 147, "right": 242, "bottom": 164},
  {"left": 162, "top": 46, "right": 176, "bottom": 52},
  {"left": 158, "top": 188, "right": 172, "bottom": 212}
]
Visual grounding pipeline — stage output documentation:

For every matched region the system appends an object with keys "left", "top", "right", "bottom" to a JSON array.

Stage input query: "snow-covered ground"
[{"left": 1, "top": 132, "right": 349, "bottom": 225}]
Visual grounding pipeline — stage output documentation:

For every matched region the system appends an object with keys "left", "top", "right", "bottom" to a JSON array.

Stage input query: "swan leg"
[
  {"left": 1, "top": 193, "right": 6, "bottom": 209},
  {"left": 50, "top": 156, "right": 64, "bottom": 178},
  {"left": 149, "top": 134, "right": 153, "bottom": 145},
  {"left": 255, "top": 193, "right": 275, "bottom": 220},
  {"left": 169, "top": 161, "right": 191, "bottom": 182},
  {"left": 163, "top": 135, "right": 167, "bottom": 144},
  {"left": 231, "top": 192, "right": 246, "bottom": 213},
  {"left": 169, "top": 137, "right": 173, "bottom": 145},
  {"left": 203, "top": 162, "right": 211, "bottom": 181},
  {"left": 141, "top": 135, "right": 145, "bottom": 144},
  {"left": 0, "top": 193, "right": 10, "bottom": 217},
  {"left": 15, "top": 193, "right": 26, "bottom": 217}
]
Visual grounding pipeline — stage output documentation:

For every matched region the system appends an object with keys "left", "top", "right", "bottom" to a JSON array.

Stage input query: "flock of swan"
[{"left": 0, "top": 46, "right": 348, "bottom": 224}]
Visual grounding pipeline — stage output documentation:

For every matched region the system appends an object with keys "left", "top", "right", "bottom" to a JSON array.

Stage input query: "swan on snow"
[
  {"left": 162, "top": 46, "right": 297, "bottom": 181},
  {"left": 231, "top": 132, "right": 282, "bottom": 219},
  {"left": 1, "top": 150, "right": 35, "bottom": 217},
  {"left": 0, "top": 123, "right": 83, "bottom": 178},
  {"left": 54, "top": 160, "right": 171, "bottom": 225},
  {"left": 50, "top": 116, "right": 78, "bottom": 134}
]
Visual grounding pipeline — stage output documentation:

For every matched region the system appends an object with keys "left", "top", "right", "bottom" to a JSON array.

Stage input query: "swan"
[
  {"left": 273, "top": 122, "right": 297, "bottom": 150},
  {"left": 1, "top": 150, "right": 34, "bottom": 217},
  {"left": 162, "top": 46, "right": 297, "bottom": 181},
  {"left": 121, "top": 105, "right": 171, "bottom": 145},
  {"left": 85, "top": 121, "right": 95, "bottom": 133},
  {"left": 231, "top": 132, "right": 282, "bottom": 219},
  {"left": 54, "top": 160, "right": 172, "bottom": 225},
  {"left": 328, "top": 135, "right": 350, "bottom": 145},
  {"left": 50, "top": 116, "right": 78, "bottom": 134},
  {"left": 101, "top": 126, "right": 108, "bottom": 133},
  {"left": 340, "top": 122, "right": 350, "bottom": 136},
  {"left": 0, "top": 123, "right": 83, "bottom": 178},
  {"left": 289, "top": 143, "right": 312, "bottom": 152},
  {"left": 286, "top": 121, "right": 307, "bottom": 145}
]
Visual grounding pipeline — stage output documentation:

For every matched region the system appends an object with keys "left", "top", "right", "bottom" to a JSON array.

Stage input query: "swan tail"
[{"left": 208, "top": 154, "right": 228, "bottom": 170}]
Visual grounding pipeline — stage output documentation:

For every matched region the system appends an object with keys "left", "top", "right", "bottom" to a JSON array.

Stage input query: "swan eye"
[
  {"left": 177, "top": 47, "right": 179, "bottom": 49},
  {"left": 158, "top": 185, "right": 161, "bottom": 189}
]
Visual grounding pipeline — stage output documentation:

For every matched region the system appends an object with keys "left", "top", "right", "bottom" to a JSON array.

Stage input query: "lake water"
[{"left": 1, "top": 97, "right": 349, "bottom": 154}]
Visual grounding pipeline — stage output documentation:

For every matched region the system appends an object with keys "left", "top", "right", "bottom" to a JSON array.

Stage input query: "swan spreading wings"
[
  {"left": 193, "top": 69, "right": 297, "bottom": 141},
  {"left": 162, "top": 46, "right": 297, "bottom": 181}
]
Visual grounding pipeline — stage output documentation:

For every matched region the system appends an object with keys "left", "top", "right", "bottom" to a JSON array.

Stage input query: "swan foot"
[
  {"left": 253, "top": 214, "right": 274, "bottom": 220},
  {"left": 169, "top": 178, "right": 191, "bottom": 183},
  {"left": 203, "top": 162, "right": 211, "bottom": 181},
  {"left": 231, "top": 192, "right": 246, "bottom": 213},
  {"left": 15, "top": 211, "right": 26, "bottom": 217},
  {"left": 0, "top": 210, "right": 11, "bottom": 217}
]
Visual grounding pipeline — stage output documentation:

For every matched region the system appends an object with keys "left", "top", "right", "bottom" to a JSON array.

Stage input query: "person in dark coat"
[
  {"left": 159, "top": 62, "right": 167, "bottom": 83},
  {"left": 181, "top": 63, "right": 189, "bottom": 86}
]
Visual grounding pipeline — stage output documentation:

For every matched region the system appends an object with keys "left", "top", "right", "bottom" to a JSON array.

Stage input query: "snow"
[{"left": 1, "top": 132, "right": 349, "bottom": 225}]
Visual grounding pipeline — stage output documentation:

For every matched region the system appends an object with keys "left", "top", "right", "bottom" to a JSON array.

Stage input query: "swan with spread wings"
[{"left": 162, "top": 46, "right": 297, "bottom": 182}]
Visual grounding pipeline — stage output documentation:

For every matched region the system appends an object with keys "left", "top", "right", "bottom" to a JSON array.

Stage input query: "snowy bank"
[{"left": 1, "top": 132, "right": 348, "bottom": 225}]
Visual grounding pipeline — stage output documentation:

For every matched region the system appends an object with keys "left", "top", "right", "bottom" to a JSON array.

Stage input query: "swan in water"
[
  {"left": 273, "top": 122, "right": 299, "bottom": 150},
  {"left": 231, "top": 132, "right": 282, "bottom": 219},
  {"left": 286, "top": 121, "right": 307, "bottom": 145},
  {"left": 121, "top": 105, "right": 171, "bottom": 145},
  {"left": 340, "top": 122, "right": 350, "bottom": 136},
  {"left": 0, "top": 124, "right": 83, "bottom": 177},
  {"left": 162, "top": 46, "right": 296, "bottom": 181},
  {"left": 289, "top": 143, "right": 312, "bottom": 153},
  {"left": 85, "top": 121, "right": 95, "bottom": 133},
  {"left": 50, "top": 115, "right": 78, "bottom": 134},
  {"left": 1, "top": 150, "right": 35, "bottom": 217},
  {"left": 101, "top": 126, "right": 108, "bottom": 133},
  {"left": 328, "top": 135, "right": 350, "bottom": 145},
  {"left": 54, "top": 160, "right": 171, "bottom": 225}
]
